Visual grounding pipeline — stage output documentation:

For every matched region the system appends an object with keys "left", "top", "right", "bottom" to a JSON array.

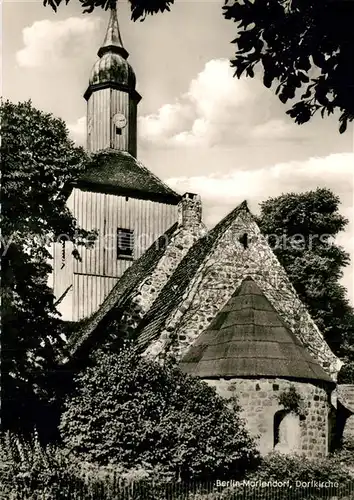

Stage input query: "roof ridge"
[
  {"left": 135, "top": 202, "right": 256, "bottom": 350},
  {"left": 208, "top": 200, "right": 251, "bottom": 235},
  {"left": 63, "top": 222, "right": 180, "bottom": 361},
  {"left": 76, "top": 149, "right": 180, "bottom": 201},
  {"left": 134, "top": 155, "right": 181, "bottom": 199}
]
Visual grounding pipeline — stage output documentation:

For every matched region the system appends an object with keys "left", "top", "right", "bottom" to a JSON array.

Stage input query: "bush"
[
  {"left": 185, "top": 453, "right": 354, "bottom": 500},
  {"left": 0, "top": 432, "right": 177, "bottom": 499},
  {"left": 242, "top": 452, "right": 354, "bottom": 500},
  {"left": 247, "top": 452, "right": 354, "bottom": 482},
  {"left": 1, "top": 435, "right": 353, "bottom": 500},
  {"left": 0, "top": 430, "right": 86, "bottom": 499},
  {"left": 276, "top": 385, "right": 306, "bottom": 415},
  {"left": 338, "top": 362, "right": 354, "bottom": 384},
  {"left": 60, "top": 345, "right": 259, "bottom": 481}
]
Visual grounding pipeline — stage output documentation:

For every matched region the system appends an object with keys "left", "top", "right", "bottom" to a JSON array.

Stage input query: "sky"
[{"left": 3, "top": 0, "right": 354, "bottom": 303}]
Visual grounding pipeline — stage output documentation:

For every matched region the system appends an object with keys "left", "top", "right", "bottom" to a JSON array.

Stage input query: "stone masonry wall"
[
  {"left": 177, "top": 193, "right": 203, "bottom": 230},
  {"left": 206, "top": 378, "right": 332, "bottom": 458},
  {"left": 120, "top": 195, "right": 207, "bottom": 337},
  {"left": 132, "top": 225, "right": 206, "bottom": 315},
  {"left": 146, "top": 207, "right": 341, "bottom": 378},
  {"left": 337, "top": 384, "right": 354, "bottom": 446}
]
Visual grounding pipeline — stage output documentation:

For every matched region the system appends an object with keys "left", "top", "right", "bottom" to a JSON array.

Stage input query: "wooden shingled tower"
[
  {"left": 180, "top": 276, "right": 333, "bottom": 384},
  {"left": 52, "top": 7, "right": 181, "bottom": 322}
]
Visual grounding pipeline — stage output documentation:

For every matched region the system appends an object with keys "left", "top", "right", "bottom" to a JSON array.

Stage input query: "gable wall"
[
  {"left": 133, "top": 226, "right": 207, "bottom": 316},
  {"left": 114, "top": 226, "right": 207, "bottom": 339},
  {"left": 144, "top": 209, "right": 341, "bottom": 379}
]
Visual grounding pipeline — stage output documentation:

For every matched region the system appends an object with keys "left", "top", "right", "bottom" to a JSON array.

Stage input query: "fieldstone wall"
[
  {"left": 120, "top": 196, "right": 207, "bottom": 337},
  {"left": 343, "top": 415, "right": 354, "bottom": 446},
  {"left": 206, "top": 377, "right": 332, "bottom": 458},
  {"left": 146, "top": 207, "right": 341, "bottom": 378},
  {"left": 337, "top": 384, "right": 354, "bottom": 446},
  {"left": 178, "top": 193, "right": 203, "bottom": 229},
  {"left": 132, "top": 225, "right": 206, "bottom": 315}
]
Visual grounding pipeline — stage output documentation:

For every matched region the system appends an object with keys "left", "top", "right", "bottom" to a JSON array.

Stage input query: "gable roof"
[
  {"left": 64, "top": 222, "right": 179, "bottom": 361},
  {"left": 135, "top": 201, "right": 250, "bottom": 350},
  {"left": 179, "top": 277, "right": 334, "bottom": 385},
  {"left": 72, "top": 149, "right": 180, "bottom": 204}
]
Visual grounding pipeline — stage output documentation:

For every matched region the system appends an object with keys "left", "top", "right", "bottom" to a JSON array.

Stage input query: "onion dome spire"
[
  {"left": 97, "top": 6, "right": 129, "bottom": 60},
  {"left": 86, "top": 3, "right": 137, "bottom": 92}
]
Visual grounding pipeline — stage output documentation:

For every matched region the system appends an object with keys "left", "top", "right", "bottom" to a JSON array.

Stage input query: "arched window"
[
  {"left": 274, "top": 409, "right": 287, "bottom": 447},
  {"left": 274, "top": 410, "right": 301, "bottom": 453}
]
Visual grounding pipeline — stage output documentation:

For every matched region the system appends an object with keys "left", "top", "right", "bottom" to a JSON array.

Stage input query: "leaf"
[
  {"left": 301, "top": 87, "right": 312, "bottom": 99},
  {"left": 339, "top": 118, "right": 347, "bottom": 134},
  {"left": 279, "top": 91, "right": 288, "bottom": 104},
  {"left": 298, "top": 71, "right": 309, "bottom": 84},
  {"left": 246, "top": 65, "right": 254, "bottom": 78}
]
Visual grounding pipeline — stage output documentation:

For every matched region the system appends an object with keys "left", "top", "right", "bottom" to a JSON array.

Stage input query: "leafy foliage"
[
  {"left": 337, "top": 362, "right": 354, "bottom": 385},
  {"left": 43, "top": 0, "right": 174, "bottom": 21},
  {"left": 244, "top": 452, "right": 354, "bottom": 499},
  {"left": 223, "top": 0, "right": 354, "bottom": 132},
  {"left": 258, "top": 188, "right": 354, "bottom": 360},
  {"left": 2, "top": 432, "right": 353, "bottom": 499},
  {"left": 60, "top": 345, "right": 259, "bottom": 481},
  {"left": 44, "top": 0, "right": 354, "bottom": 130},
  {"left": 247, "top": 452, "right": 354, "bottom": 483},
  {"left": 0, "top": 430, "right": 83, "bottom": 499},
  {"left": 277, "top": 386, "right": 305, "bottom": 416},
  {"left": 1, "top": 100, "right": 92, "bottom": 439},
  {"left": 188, "top": 453, "right": 354, "bottom": 499}
]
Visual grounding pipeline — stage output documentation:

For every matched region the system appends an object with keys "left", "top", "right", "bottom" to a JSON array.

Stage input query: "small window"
[
  {"left": 61, "top": 240, "right": 66, "bottom": 269},
  {"left": 117, "top": 228, "right": 134, "bottom": 260},
  {"left": 116, "top": 127, "right": 122, "bottom": 135},
  {"left": 239, "top": 232, "right": 248, "bottom": 249}
]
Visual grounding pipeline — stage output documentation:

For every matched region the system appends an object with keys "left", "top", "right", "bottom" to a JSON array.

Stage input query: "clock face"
[{"left": 113, "top": 113, "right": 127, "bottom": 129}]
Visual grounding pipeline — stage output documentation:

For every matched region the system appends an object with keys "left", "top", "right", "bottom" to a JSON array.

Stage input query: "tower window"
[
  {"left": 61, "top": 240, "right": 66, "bottom": 269},
  {"left": 117, "top": 228, "right": 134, "bottom": 260},
  {"left": 116, "top": 127, "right": 122, "bottom": 135}
]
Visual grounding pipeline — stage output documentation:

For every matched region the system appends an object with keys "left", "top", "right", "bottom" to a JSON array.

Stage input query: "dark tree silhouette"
[
  {"left": 1, "top": 101, "right": 93, "bottom": 440},
  {"left": 258, "top": 188, "right": 354, "bottom": 361}
]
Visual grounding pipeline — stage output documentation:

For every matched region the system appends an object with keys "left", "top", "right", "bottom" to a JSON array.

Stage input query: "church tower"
[
  {"left": 52, "top": 6, "right": 181, "bottom": 322},
  {"left": 84, "top": 7, "right": 140, "bottom": 156}
]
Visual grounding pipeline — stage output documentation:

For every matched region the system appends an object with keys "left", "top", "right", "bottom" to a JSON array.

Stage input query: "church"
[{"left": 53, "top": 7, "right": 354, "bottom": 458}]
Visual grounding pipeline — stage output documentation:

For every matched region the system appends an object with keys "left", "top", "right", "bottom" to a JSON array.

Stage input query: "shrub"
[
  {"left": 243, "top": 452, "right": 354, "bottom": 499},
  {"left": 276, "top": 385, "right": 306, "bottom": 415},
  {"left": 0, "top": 430, "right": 86, "bottom": 499},
  {"left": 338, "top": 362, "right": 354, "bottom": 384},
  {"left": 0, "top": 432, "right": 175, "bottom": 499},
  {"left": 2, "top": 436, "right": 353, "bottom": 500},
  {"left": 247, "top": 452, "right": 353, "bottom": 482},
  {"left": 185, "top": 453, "right": 354, "bottom": 500},
  {"left": 60, "top": 345, "right": 259, "bottom": 481}
]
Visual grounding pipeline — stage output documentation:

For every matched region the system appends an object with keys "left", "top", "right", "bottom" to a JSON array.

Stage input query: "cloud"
[
  {"left": 166, "top": 152, "right": 354, "bottom": 301},
  {"left": 138, "top": 59, "right": 308, "bottom": 148},
  {"left": 167, "top": 152, "right": 354, "bottom": 222},
  {"left": 16, "top": 17, "right": 101, "bottom": 68},
  {"left": 68, "top": 116, "right": 86, "bottom": 146}
]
